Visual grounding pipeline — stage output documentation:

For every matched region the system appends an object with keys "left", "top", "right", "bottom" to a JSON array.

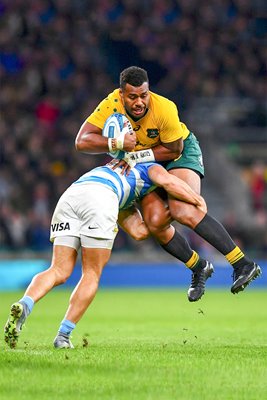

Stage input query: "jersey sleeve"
[{"left": 159, "top": 100, "right": 185, "bottom": 143}]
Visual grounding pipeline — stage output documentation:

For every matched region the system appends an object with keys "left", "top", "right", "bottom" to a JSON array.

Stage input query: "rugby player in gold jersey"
[{"left": 75, "top": 66, "right": 261, "bottom": 300}]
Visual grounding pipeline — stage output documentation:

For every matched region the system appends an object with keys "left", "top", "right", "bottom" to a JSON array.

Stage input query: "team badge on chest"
[{"left": 147, "top": 129, "right": 159, "bottom": 138}]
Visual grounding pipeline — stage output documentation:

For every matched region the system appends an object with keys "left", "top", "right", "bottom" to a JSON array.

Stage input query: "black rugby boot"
[
  {"left": 187, "top": 261, "right": 214, "bottom": 302},
  {"left": 231, "top": 263, "right": 261, "bottom": 294}
]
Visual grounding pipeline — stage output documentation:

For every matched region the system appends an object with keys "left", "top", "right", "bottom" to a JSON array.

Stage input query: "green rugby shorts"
[{"left": 166, "top": 132, "right": 204, "bottom": 178}]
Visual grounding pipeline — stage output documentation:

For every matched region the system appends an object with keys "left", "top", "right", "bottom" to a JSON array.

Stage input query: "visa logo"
[{"left": 51, "top": 222, "right": 70, "bottom": 232}]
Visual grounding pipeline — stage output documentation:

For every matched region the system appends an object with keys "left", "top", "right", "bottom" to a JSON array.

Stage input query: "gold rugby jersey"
[{"left": 87, "top": 89, "right": 190, "bottom": 151}]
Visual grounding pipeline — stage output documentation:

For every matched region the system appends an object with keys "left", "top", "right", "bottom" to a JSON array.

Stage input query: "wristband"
[
  {"left": 125, "top": 149, "right": 155, "bottom": 164},
  {"left": 108, "top": 138, "right": 117, "bottom": 152},
  {"left": 108, "top": 134, "right": 125, "bottom": 153},
  {"left": 123, "top": 153, "right": 137, "bottom": 168},
  {"left": 115, "top": 133, "right": 125, "bottom": 150}
]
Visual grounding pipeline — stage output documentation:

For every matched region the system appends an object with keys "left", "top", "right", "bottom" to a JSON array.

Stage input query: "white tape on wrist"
[
  {"left": 116, "top": 133, "right": 125, "bottom": 150},
  {"left": 123, "top": 153, "right": 137, "bottom": 168},
  {"left": 108, "top": 134, "right": 125, "bottom": 152},
  {"left": 108, "top": 138, "right": 114, "bottom": 153},
  {"left": 130, "top": 149, "right": 155, "bottom": 164}
]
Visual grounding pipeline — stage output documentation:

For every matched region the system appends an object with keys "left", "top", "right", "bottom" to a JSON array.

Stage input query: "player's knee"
[
  {"left": 133, "top": 231, "right": 150, "bottom": 241},
  {"left": 145, "top": 213, "right": 169, "bottom": 234},
  {"left": 131, "top": 225, "right": 150, "bottom": 241},
  {"left": 54, "top": 269, "right": 71, "bottom": 285}
]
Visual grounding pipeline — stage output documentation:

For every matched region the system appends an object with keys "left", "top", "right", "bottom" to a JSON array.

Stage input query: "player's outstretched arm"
[{"left": 148, "top": 165, "right": 207, "bottom": 213}]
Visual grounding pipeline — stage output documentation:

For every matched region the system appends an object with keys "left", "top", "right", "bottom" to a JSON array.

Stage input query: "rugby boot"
[
  {"left": 53, "top": 332, "right": 74, "bottom": 349},
  {"left": 187, "top": 261, "right": 214, "bottom": 302},
  {"left": 231, "top": 263, "right": 261, "bottom": 294},
  {"left": 4, "top": 302, "right": 27, "bottom": 349}
]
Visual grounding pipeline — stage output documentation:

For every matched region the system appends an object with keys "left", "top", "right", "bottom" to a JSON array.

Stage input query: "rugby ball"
[{"left": 102, "top": 113, "right": 133, "bottom": 159}]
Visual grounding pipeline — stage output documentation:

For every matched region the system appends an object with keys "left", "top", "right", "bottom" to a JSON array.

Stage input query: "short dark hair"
[{"left": 120, "top": 66, "right": 149, "bottom": 89}]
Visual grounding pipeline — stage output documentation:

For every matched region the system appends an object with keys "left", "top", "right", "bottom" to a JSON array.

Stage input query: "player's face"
[{"left": 119, "top": 82, "right": 150, "bottom": 120}]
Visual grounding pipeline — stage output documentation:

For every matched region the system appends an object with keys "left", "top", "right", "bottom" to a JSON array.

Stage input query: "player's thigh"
[
  {"left": 166, "top": 131, "right": 204, "bottom": 184},
  {"left": 140, "top": 191, "right": 172, "bottom": 229},
  {"left": 81, "top": 245, "right": 111, "bottom": 279},
  {"left": 167, "top": 168, "right": 203, "bottom": 225},
  {"left": 50, "top": 244, "right": 78, "bottom": 278},
  {"left": 168, "top": 168, "right": 201, "bottom": 193}
]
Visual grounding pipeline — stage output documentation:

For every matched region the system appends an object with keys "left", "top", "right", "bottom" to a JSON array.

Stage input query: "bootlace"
[
  {"left": 232, "top": 266, "right": 242, "bottom": 282},
  {"left": 190, "top": 269, "right": 205, "bottom": 288}
]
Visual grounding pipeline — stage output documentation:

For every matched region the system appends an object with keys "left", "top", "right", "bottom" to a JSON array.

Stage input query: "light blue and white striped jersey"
[{"left": 73, "top": 163, "right": 157, "bottom": 210}]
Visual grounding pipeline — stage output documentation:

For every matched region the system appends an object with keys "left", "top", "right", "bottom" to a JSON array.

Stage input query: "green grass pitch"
[{"left": 0, "top": 289, "right": 266, "bottom": 400}]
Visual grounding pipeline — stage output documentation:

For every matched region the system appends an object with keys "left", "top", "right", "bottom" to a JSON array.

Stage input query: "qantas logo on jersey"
[
  {"left": 147, "top": 129, "right": 159, "bottom": 138},
  {"left": 51, "top": 222, "right": 70, "bottom": 232}
]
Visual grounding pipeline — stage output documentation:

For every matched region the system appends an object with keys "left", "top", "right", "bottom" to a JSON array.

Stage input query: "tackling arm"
[{"left": 148, "top": 164, "right": 207, "bottom": 212}]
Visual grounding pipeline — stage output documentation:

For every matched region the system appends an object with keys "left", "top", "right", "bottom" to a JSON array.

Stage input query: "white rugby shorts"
[{"left": 50, "top": 183, "right": 119, "bottom": 245}]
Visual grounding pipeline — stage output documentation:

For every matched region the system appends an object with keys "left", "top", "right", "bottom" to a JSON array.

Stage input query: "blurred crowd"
[{"left": 0, "top": 0, "right": 266, "bottom": 255}]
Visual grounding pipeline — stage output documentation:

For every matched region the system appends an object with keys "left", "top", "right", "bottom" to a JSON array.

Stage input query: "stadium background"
[{"left": 0, "top": 0, "right": 266, "bottom": 290}]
